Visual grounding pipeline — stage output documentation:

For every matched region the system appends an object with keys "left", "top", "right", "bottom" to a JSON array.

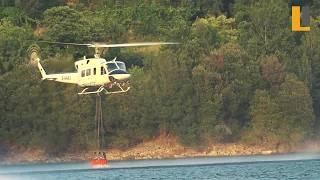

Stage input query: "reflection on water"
[{"left": 0, "top": 152, "right": 319, "bottom": 174}]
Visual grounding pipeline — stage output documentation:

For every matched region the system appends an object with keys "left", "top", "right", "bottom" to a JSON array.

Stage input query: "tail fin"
[{"left": 36, "top": 58, "right": 48, "bottom": 80}]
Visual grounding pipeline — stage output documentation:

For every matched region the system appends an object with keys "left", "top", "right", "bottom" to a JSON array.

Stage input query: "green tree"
[
  {"left": 299, "top": 17, "right": 320, "bottom": 131},
  {"left": 232, "top": 0, "right": 259, "bottom": 25},
  {"left": 42, "top": 6, "right": 106, "bottom": 43},
  {"left": 0, "top": 20, "right": 33, "bottom": 74},
  {"left": 0, "top": 7, "right": 34, "bottom": 26},
  {"left": 311, "top": 0, "right": 320, "bottom": 18},
  {"left": 193, "top": 43, "right": 260, "bottom": 143},
  {"left": 248, "top": 73, "right": 314, "bottom": 151},
  {"left": 237, "top": 0, "right": 297, "bottom": 64}
]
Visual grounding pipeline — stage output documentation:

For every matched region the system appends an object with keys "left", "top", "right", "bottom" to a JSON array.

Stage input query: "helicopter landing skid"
[
  {"left": 105, "top": 83, "right": 130, "bottom": 95},
  {"left": 78, "top": 86, "right": 105, "bottom": 95},
  {"left": 78, "top": 84, "right": 130, "bottom": 95}
]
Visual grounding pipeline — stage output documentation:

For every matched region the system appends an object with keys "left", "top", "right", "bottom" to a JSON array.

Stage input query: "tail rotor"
[{"left": 27, "top": 43, "right": 41, "bottom": 66}]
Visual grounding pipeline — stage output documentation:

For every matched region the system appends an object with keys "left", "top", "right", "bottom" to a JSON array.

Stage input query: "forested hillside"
[{"left": 0, "top": 0, "right": 320, "bottom": 156}]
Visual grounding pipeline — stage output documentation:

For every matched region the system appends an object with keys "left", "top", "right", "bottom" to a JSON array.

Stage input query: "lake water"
[{"left": 0, "top": 153, "right": 319, "bottom": 180}]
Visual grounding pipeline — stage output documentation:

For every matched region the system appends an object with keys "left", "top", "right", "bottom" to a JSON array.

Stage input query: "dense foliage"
[{"left": 0, "top": 0, "right": 319, "bottom": 155}]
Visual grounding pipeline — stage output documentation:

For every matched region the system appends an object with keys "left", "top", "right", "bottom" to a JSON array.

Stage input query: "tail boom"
[{"left": 36, "top": 58, "right": 78, "bottom": 84}]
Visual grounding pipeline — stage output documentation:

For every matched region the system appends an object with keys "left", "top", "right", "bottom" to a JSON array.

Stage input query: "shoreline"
[
  {"left": 2, "top": 151, "right": 320, "bottom": 166},
  {"left": 3, "top": 152, "right": 320, "bottom": 166},
  {"left": 2, "top": 137, "right": 320, "bottom": 165}
]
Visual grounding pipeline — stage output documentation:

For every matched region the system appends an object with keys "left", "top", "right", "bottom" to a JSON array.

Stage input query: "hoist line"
[
  {"left": 94, "top": 92, "right": 104, "bottom": 151},
  {"left": 100, "top": 95, "right": 105, "bottom": 148}
]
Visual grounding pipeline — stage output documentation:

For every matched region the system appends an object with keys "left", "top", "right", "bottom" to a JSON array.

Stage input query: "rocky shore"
[{"left": 2, "top": 136, "right": 320, "bottom": 165}]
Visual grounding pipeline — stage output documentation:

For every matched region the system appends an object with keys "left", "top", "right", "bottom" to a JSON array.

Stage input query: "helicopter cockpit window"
[
  {"left": 117, "top": 62, "right": 126, "bottom": 71},
  {"left": 107, "top": 62, "right": 126, "bottom": 72}
]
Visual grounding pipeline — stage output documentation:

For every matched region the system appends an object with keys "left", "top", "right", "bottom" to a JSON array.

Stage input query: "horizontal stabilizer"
[{"left": 43, "top": 78, "right": 57, "bottom": 81}]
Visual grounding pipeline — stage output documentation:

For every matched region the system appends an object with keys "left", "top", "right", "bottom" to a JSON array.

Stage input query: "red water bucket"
[{"left": 91, "top": 159, "right": 107, "bottom": 166}]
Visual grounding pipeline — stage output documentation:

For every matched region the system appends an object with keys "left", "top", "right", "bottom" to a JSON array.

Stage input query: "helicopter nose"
[
  {"left": 108, "top": 70, "right": 131, "bottom": 81},
  {"left": 114, "top": 74, "right": 131, "bottom": 81}
]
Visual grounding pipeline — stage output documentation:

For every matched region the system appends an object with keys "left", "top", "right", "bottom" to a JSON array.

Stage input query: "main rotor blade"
[
  {"left": 35, "top": 41, "right": 92, "bottom": 46},
  {"left": 33, "top": 41, "right": 180, "bottom": 48},
  {"left": 90, "top": 42, "right": 180, "bottom": 48}
]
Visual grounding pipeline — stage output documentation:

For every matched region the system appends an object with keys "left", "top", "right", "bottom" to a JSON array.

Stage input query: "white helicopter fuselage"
[{"left": 36, "top": 57, "right": 130, "bottom": 88}]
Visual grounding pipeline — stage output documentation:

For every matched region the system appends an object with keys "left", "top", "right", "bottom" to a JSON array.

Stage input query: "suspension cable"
[{"left": 94, "top": 92, "right": 105, "bottom": 151}]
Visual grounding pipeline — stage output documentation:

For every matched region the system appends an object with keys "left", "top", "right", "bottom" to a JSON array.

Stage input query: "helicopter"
[{"left": 35, "top": 41, "right": 179, "bottom": 95}]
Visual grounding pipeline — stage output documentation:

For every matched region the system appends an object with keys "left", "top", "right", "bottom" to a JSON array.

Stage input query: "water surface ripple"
[{"left": 0, "top": 152, "right": 319, "bottom": 179}]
